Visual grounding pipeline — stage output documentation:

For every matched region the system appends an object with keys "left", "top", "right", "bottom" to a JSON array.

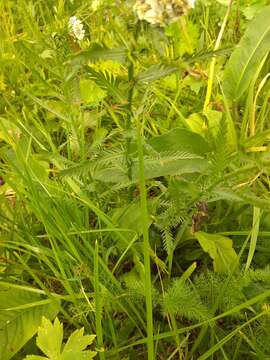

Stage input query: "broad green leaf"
[
  {"left": 139, "top": 154, "right": 208, "bottom": 179},
  {"left": 112, "top": 200, "right": 157, "bottom": 250},
  {"left": 242, "top": 3, "right": 268, "bottom": 20},
  {"left": 91, "top": 129, "right": 210, "bottom": 183},
  {"left": 0, "top": 286, "right": 59, "bottom": 360},
  {"left": 195, "top": 231, "right": 238, "bottom": 272},
  {"left": 80, "top": 78, "right": 107, "bottom": 103},
  {"left": 93, "top": 152, "right": 208, "bottom": 184},
  {"left": 148, "top": 128, "right": 210, "bottom": 155},
  {"left": 223, "top": 6, "right": 270, "bottom": 101},
  {"left": 187, "top": 111, "right": 222, "bottom": 139}
]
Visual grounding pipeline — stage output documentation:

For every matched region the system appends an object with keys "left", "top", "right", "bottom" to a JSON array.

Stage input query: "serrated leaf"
[
  {"left": 195, "top": 231, "right": 238, "bottom": 272},
  {"left": 0, "top": 286, "right": 59, "bottom": 360},
  {"left": 36, "top": 317, "right": 63, "bottom": 358},
  {"left": 26, "top": 317, "right": 97, "bottom": 360},
  {"left": 62, "top": 328, "right": 95, "bottom": 355},
  {"left": 223, "top": 6, "right": 270, "bottom": 101}
]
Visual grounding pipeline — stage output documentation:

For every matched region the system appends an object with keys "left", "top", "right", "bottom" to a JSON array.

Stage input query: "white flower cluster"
[
  {"left": 68, "top": 16, "right": 85, "bottom": 41},
  {"left": 134, "top": 0, "right": 195, "bottom": 26}
]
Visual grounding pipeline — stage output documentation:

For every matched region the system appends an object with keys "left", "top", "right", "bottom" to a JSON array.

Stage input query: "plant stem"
[
  {"left": 136, "top": 116, "right": 154, "bottom": 360},
  {"left": 203, "top": 0, "right": 233, "bottom": 111},
  {"left": 126, "top": 22, "right": 139, "bottom": 185},
  {"left": 94, "top": 240, "right": 105, "bottom": 360},
  {"left": 126, "top": 55, "right": 135, "bottom": 183}
]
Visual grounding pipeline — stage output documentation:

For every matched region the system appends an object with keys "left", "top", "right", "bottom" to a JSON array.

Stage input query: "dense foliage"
[{"left": 1, "top": 0, "right": 270, "bottom": 358}]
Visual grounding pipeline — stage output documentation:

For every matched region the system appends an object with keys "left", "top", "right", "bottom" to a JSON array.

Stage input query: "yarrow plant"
[
  {"left": 133, "top": 0, "right": 195, "bottom": 26},
  {"left": 68, "top": 16, "right": 85, "bottom": 40}
]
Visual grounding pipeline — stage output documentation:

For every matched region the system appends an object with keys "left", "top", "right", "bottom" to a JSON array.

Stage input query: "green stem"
[
  {"left": 126, "top": 56, "right": 135, "bottom": 183},
  {"left": 94, "top": 240, "right": 105, "bottom": 360},
  {"left": 203, "top": 0, "right": 233, "bottom": 111},
  {"left": 136, "top": 117, "right": 154, "bottom": 360},
  {"left": 126, "top": 22, "right": 139, "bottom": 185}
]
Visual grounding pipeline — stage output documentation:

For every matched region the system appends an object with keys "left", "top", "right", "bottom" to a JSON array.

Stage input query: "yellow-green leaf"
[
  {"left": 80, "top": 79, "right": 107, "bottom": 103},
  {"left": 195, "top": 231, "right": 238, "bottom": 272}
]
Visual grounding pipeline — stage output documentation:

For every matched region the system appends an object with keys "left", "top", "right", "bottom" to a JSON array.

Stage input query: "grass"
[{"left": 1, "top": 0, "right": 270, "bottom": 359}]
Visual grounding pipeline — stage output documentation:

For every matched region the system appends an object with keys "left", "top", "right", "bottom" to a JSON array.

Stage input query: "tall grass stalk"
[
  {"left": 203, "top": 0, "right": 233, "bottom": 111},
  {"left": 94, "top": 240, "right": 105, "bottom": 360},
  {"left": 136, "top": 115, "right": 154, "bottom": 360}
]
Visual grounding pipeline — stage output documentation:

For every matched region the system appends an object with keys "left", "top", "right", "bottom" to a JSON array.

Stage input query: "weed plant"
[{"left": 1, "top": 0, "right": 270, "bottom": 359}]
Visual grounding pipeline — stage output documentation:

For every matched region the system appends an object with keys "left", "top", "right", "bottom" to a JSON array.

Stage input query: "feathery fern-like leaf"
[{"left": 163, "top": 279, "right": 210, "bottom": 321}]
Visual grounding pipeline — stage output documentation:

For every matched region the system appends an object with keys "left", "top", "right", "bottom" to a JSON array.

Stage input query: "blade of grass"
[
  {"left": 198, "top": 311, "right": 267, "bottom": 360},
  {"left": 245, "top": 206, "right": 261, "bottom": 272},
  {"left": 94, "top": 240, "right": 106, "bottom": 360},
  {"left": 136, "top": 114, "right": 154, "bottom": 360},
  {"left": 203, "top": 0, "right": 233, "bottom": 111}
]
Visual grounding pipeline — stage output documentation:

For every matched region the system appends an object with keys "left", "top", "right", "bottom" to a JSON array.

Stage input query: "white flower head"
[
  {"left": 68, "top": 16, "right": 85, "bottom": 41},
  {"left": 187, "top": 0, "right": 195, "bottom": 8},
  {"left": 134, "top": 0, "right": 196, "bottom": 26}
]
